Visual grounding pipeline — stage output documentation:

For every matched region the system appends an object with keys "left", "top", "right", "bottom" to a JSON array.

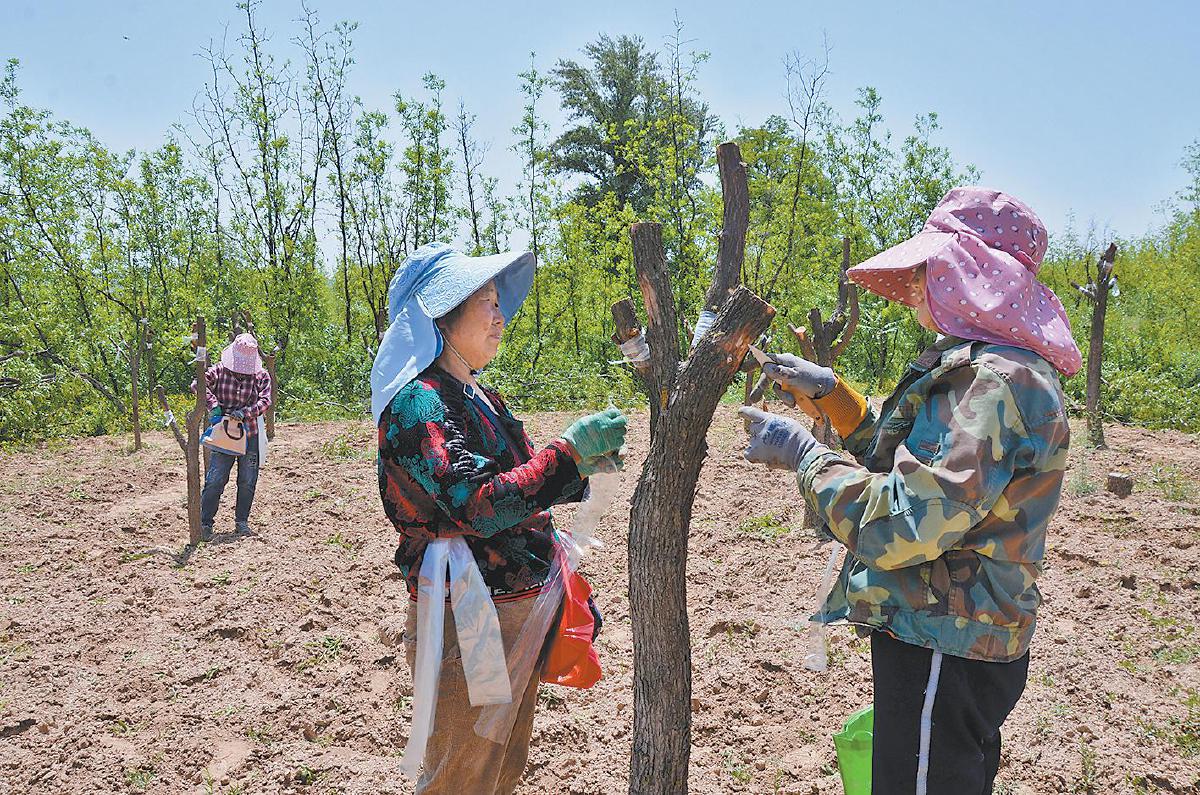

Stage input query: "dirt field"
[{"left": 1, "top": 406, "right": 1198, "bottom": 794}]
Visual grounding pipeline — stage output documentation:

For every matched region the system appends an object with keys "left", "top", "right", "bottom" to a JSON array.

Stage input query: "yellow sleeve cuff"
[{"left": 813, "top": 378, "right": 869, "bottom": 440}]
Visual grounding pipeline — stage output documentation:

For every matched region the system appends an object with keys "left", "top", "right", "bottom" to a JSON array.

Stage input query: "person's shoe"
[
  {"left": 234, "top": 520, "right": 252, "bottom": 535},
  {"left": 199, "top": 524, "right": 214, "bottom": 542}
]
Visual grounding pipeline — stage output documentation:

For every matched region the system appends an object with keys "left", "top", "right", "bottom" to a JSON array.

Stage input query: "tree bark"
[
  {"left": 264, "top": 344, "right": 280, "bottom": 441},
  {"left": 186, "top": 317, "right": 208, "bottom": 545},
  {"left": 612, "top": 142, "right": 776, "bottom": 795},
  {"left": 155, "top": 385, "right": 186, "bottom": 452},
  {"left": 626, "top": 287, "right": 774, "bottom": 795},
  {"left": 1083, "top": 244, "right": 1117, "bottom": 448},
  {"left": 130, "top": 318, "right": 147, "bottom": 452},
  {"left": 704, "top": 143, "right": 748, "bottom": 313}
]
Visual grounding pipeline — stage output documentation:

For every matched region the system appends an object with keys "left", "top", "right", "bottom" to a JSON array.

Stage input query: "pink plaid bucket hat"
[
  {"left": 847, "top": 187, "right": 1081, "bottom": 377},
  {"left": 220, "top": 333, "right": 265, "bottom": 375}
]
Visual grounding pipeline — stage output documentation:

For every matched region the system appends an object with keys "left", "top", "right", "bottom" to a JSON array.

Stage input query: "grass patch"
[
  {"left": 1148, "top": 464, "right": 1198, "bottom": 503},
  {"left": 119, "top": 551, "right": 153, "bottom": 564},
  {"left": 320, "top": 433, "right": 373, "bottom": 461},
  {"left": 724, "top": 749, "right": 753, "bottom": 784},
  {"left": 737, "top": 514, "right": 790, "bottom": 540},
  {"left": 293, "top": 765, "right": 319, "bottom": 785},
  {"left": 325, "top": 532, "right": 357, "bottom": 552},
  {"left": 124, "top": 766, "right": 156, "bottom": 791},
  {"left": 245, "top": 725, "right": 273, "bottom": 743},
  {"left": 1066, "top": 450, "right": 1097, "bottom": 497},
  {"left": 1154, "top": 645, "right": 1200, "bottom": 665},
  {"left": 1073, "top": 739, "right": 1098, "bottom": 793},
  {"left": 1135, "top": 689, "right": 1200, "bottom": 758},
  {"left": 296, "top": 635, "right": 344, "bottom": 671}
]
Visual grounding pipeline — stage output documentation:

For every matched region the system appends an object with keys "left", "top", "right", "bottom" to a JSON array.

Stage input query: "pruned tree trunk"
[
  {"left": 129, "top": 317, "right": 149, "bottom": 452},
  {"left": 186, "top": 317, "right": 208, "bottom": 545},
  {"left": 1072, "top": 243, "right": 1118, "bottom": 449},
  {"left": 264, "top": 344, "right": 280, "bottom": 441},
  {"left": 789, "top": 237, "right": 859, "bottom": 529},
  {"left": 611, "top": 142, "right": 776, "bottom": 795}
]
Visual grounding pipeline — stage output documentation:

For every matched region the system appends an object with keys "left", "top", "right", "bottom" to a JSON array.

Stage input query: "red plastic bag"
[{"left": 541, "top": 564, "right": 602, "bottom": 689}]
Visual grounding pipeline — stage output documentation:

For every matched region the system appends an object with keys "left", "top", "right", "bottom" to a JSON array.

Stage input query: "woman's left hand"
[
  {"left": 739, "top": 406, "right": 823, "bottom": 471},
  {"left": 578, "top": 447, "right": 625, "bottom": 477}
]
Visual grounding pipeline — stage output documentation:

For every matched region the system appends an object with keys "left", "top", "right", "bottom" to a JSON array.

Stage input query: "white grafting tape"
[
  {"left": 609, "top": 334, "right": 650, "bottom": 365},
  {"left": 689, "top": 310, "right": 717, "bottom": 348}
]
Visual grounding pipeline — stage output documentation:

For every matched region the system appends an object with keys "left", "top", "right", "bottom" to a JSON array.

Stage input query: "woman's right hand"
[
  {"left": 763, "top": 353, "right": 836, "bottom": 406},
  {"left": 560, "top": 407, "right": 628, "bottom": 462}
]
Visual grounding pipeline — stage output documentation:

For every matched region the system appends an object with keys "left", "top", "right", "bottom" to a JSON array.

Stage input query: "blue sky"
[{"left": 4, "top": 1, "right": 1199, "bottom": 244}]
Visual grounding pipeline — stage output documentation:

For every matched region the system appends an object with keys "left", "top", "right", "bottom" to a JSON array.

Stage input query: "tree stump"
[
  {"left": 1106, "top": 472, "right": 1134, "bottom": 498},
  {"left": 611, "top": 142, "right": 776, "bottom": 795}
]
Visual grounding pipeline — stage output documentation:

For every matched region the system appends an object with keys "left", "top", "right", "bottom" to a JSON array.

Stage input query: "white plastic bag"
[
  {"left": 400, "top": 537, "right": 511, "bottom": 779},
  {"left": 448, "top": 539, "right": 511, "bottom": 706},
  {"left": 256, "top": 416, "right": 268, "bottom": 467}
]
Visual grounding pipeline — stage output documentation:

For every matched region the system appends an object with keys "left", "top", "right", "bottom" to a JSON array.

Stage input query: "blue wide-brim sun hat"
[{"left": 370, "top": 243, "right": 535, "bottom": 422}]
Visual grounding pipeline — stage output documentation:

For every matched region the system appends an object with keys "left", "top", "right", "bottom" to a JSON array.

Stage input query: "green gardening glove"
[
  {"left": 208, "top": 407, "right": 223, "bottom": 426},
  {"left": 560, "top": 407, "right": 628, "bottom": 465}
]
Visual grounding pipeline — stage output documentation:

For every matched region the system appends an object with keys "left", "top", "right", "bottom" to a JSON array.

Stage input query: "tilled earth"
[{"left": 1, "top": 406, "right": 1197, "bottom": 794}]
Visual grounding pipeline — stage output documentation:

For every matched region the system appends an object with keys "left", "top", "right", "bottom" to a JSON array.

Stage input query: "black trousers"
[{"left": 870, "top": 631, "right": 1029, "bottom": 795}]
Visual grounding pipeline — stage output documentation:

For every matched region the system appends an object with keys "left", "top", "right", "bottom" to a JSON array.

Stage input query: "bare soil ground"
[{"left": 1, "top": 406, "right": 1198, "bottom": 794}]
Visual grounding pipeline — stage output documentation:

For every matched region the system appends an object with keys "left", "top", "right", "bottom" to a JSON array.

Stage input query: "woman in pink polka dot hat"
[
  {"left": 848, "top": 186, "right": 1081, "bottom": 376},
  {"left": 740, "top": 188, "right": 1079, "bottom": 792}
]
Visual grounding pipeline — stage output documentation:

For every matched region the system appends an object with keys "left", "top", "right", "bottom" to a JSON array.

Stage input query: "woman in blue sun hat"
[{"left": 372, "top": 243, "right": 627, "bottom": 793}]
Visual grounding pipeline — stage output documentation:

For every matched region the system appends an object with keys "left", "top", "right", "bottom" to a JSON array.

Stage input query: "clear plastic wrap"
[
  {"left": 803, "top": 542, "right": 845, "bottom": 673},
  {"left": 447, "top": 539, "right": 512, "bottom": 706},
  {"left": 475, "top": 458, "right": 620, "bottom": 743},
  {"left": 256, "top": 416, "right": 268, "bottom": 467}
]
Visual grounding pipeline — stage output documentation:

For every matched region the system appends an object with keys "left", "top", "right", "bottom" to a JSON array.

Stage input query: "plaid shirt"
[{"left": 192, "top": 364, "right": 272, "bottom": 438}]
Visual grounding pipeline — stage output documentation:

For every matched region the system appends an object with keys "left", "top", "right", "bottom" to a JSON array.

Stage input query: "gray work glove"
[
  {"left": 739, "top": 406, "right": 825, "bottom": 471},
  {"left": 762, "top": 353, "right": 836, "bottom": 408}
]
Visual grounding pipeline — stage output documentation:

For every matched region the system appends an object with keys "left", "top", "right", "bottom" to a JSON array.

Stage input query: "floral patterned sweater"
[{"left": 377, "top": 367, "right": 587, "bottom": 601}]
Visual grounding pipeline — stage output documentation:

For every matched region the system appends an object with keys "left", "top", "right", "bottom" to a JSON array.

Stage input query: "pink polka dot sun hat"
[
  {"left": 220, "top": 333, "right": 265, "bottom": 376},
  {"left": 847, "top": 186, "right": 1082, "bottom": 377}
]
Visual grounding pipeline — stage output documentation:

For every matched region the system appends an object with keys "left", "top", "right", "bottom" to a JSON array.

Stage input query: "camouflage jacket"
[{"left": 797, "top": 337, "right": 1070, "bottom": 662}]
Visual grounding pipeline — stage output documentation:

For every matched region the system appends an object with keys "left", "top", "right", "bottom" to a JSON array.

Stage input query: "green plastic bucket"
[{"left": 833, "top": 705, "right": 873, "bottom": 795}]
